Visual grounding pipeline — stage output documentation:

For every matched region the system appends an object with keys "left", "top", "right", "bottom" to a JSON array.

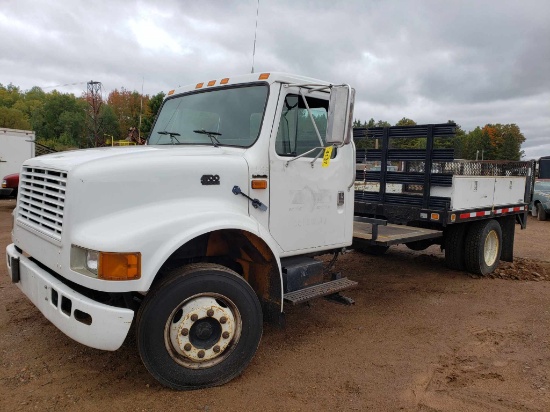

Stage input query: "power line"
[{"left": 41, "top": 81, "right": 88, "bottom": 90}]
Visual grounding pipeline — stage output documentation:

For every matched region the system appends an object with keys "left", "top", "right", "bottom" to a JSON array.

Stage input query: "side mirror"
[{"left": 326, "top": 85, "right": 355, "bottom": 145}]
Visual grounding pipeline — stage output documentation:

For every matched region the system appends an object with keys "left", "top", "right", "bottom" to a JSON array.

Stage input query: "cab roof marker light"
[
  {"left": 207, "top": 80, "right": 216, "bottom": 86},
  {"left": 195, "top": 83, "right": 204, "bottom": 89},
  {"left": 167, "top": 90, "right": 175, "bottom": 96},
  {"left": 258, "top": 73, "right": 270, "bottom": 80},
  {"left": 220, "top": 78, "right": 230, "bottom": 84}
]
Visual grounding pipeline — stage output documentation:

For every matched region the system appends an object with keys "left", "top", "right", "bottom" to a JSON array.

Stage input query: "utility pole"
[{"left": 86, "top": 81, "right": 103, "bottom": 147}]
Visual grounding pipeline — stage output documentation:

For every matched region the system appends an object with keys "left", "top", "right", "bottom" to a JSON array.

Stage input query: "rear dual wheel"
[
  {"left": 444, "top": 219, "right": 502, "bottom": 275},
  {"left": 136, "top": 263, "right": 263, "bottom": 390},
  {"left": 464, "top": 220, "right": 502, "bottom": 275}
]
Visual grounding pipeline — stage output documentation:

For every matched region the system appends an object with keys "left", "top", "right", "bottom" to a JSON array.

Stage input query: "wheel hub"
[
  {"left": 484, "top": 229, "right": 499, "bottom": 266},
  {"left": 169, "top": 296, "right": 237, "bottom": 363}
]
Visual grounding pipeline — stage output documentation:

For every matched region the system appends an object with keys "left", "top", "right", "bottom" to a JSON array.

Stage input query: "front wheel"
[
  {"left": 537, "top": 204, "right": 547, "bottom": 221},
  {"left": 136, "top": 263, "right": 263, "bottom": 390}
]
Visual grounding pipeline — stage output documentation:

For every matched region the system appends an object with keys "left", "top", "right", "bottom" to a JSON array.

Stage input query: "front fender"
[{"left": 69, "top": 199, "right": 283, "bottom": 293}]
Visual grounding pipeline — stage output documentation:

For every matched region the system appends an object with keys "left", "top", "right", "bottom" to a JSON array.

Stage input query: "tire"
[
  {"left": 537, "top": 203, "right": 547, "bottom": 221},
  {"left": 464, "top": 220, "right": 502, "bottom": 275},
  {"left": 136, "top": 263, "right": 263, "bottom": 390},
  {"left": 444, "top": 224, "right": 467, "bottom": 271}
]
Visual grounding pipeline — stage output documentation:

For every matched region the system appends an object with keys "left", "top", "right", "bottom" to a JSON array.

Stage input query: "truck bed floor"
[{"left": 353, "top": 221, "right": 442, "bottom": 246}]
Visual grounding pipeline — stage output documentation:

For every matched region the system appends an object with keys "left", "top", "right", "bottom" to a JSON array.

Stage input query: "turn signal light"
[
  {"left": 431, "top": 213, "right": 440, "bottom": 221},
  {"left": 98, "top": 252, "right": 141, "bottom": 280},
  {"left": 258, "top": 73, "right": 270, "bottom": 80},
  {"left": 251, "top": 180, "right": 268, "bottom": 189}
]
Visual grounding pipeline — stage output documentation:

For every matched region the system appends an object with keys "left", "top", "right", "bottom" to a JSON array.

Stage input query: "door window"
[{"left": 275, "top": 94, "right": 334, "bottom": 158}]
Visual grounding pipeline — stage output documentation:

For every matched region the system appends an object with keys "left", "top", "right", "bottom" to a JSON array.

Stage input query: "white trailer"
[
  {"left": 0, "top": 128, "right": 35, "bottom": 177},
  {"left": 5, "top": 73, "right": 532, "bottom": 390}
]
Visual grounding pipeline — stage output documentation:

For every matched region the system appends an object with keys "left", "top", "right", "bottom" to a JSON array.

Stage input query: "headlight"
[
  {"left": 71, "top": 245, "right": 141, "bottom": 280},
  {"left": 1, "top": 179, "right": 6, "bottom": 188},
  {"left": 86, "top": 250, "right": 99, "bottom": 274}
]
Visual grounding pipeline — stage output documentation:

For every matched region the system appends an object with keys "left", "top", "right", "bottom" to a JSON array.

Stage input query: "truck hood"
[
  {"left": 18, "top": 144, "right": 252, "bottom": 234},
  {"left": 24, "top": 145, "right": 242, "bottom": 172}
]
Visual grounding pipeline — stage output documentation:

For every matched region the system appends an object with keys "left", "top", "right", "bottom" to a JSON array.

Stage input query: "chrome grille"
[{"left": 18, "top": 166, "right": 67, "bottom": 241}]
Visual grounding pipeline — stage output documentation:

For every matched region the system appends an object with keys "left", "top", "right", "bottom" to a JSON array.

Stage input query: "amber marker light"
[
  {"left": 207, "top": 80, "right": 216, "bottom": 86},
  {"left": 431, "top": 213, "right": 440, "bottom": 221},
  {"left": 220, "top": 78, "right": 229, "bottom": 84},
  {"left": 258, "top": 73, "right": 270, "bottom": 80},
  {"left": 450, "top": 214, "right": 456, "bottom": 222},
  {"left": 98, "top": 252, "right": 141, "bottom": 280},
  {"left": 167, "top": 90, "right": 175, "bottom": 96},
  {"left": 251, "top": 180, "right": 268, "bottom": 189},
  {"left": 196, "top": 83, "right": 204, "bottom": 89}
]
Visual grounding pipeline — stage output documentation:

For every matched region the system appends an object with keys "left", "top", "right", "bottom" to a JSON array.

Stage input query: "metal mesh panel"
[{"left": 436, "top": 161, "right": 531, "bottom": 177}]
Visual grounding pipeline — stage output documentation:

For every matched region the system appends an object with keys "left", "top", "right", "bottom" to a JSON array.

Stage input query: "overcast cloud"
[{"left": 1, "top": 0, "right": 548, "bottom": 157}]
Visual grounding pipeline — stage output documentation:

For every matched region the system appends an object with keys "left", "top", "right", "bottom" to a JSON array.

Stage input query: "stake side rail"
[{"left": 353, "top": 123, "right": 534, "bottom": 228}]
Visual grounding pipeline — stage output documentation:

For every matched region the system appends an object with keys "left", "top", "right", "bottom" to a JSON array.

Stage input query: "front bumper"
[
  {"left": 6, "top": 243, "right": 134, "bottom": 351},
  {"left": 0, "top": 188, "right": 15, "bottom": 196}
]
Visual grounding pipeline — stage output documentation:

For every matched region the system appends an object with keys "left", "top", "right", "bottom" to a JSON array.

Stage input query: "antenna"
[{"left": 251, "top": 0, "right": 260, "bottom": 73}]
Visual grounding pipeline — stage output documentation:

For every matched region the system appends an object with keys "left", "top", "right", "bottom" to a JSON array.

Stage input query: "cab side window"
[{"left": 275, "top": 94, "right": 331, "bottom": 158}]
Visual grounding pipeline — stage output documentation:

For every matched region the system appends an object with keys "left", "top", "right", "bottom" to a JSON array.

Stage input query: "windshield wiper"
[
  {"left": 157, "top": 130, "right": 181, "bottom": 144},
  {"left": 193, "top": 129, "right": 222, "bottom": 147}
]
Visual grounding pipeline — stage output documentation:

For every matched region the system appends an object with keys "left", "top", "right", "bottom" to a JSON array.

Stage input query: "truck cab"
[{"left": 6, "top": 73, "right": 356, "bottom": 390}]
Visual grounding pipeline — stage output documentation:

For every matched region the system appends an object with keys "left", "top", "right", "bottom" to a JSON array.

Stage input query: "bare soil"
[{"left": 1, "top": 197, "right": 549, "bottom": 411}]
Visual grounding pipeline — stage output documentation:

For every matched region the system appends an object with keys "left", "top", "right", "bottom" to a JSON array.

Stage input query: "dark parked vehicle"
[{"left": 530, "top": 180, "right": 550, "bottom": 220}]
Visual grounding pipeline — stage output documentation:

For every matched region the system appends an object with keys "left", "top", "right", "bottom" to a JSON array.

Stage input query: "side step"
[{"left": 283, "top": 277, "right": 358, "bottom": 305}]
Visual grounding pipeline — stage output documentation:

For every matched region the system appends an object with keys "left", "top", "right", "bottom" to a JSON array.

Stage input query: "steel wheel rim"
[
  {"left": 484, "top": 230, "right": 499, "bottom": 267},
  {"left": 164, "top": 293, "right": 242, "bottom": 369}
]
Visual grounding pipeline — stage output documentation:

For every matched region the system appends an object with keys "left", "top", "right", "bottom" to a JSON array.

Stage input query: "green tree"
[
  {"left": 0, "top": 83, "right": 24, "bottom": 108},
  {"left": 141, "top": 91, "right": 165, "bottom": 137},
  {"left": 32, "top": 90, "right": 87, "bottom": 149},
  {"left": 0, "top": 106, "right": 31, "bottom": 129},
  {"left": 98, "top": 105, "right": 120, "bottom": 145},
  {"left": 393, "top": 117, "right": 419, "bottom": 149}
]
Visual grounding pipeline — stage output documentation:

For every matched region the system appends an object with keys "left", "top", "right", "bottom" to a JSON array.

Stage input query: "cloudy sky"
[{"left": 1, "top": 0, "right": 549, "bottom": 157}]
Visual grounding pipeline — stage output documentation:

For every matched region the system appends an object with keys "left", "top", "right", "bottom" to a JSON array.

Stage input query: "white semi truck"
[{"left": 6, "top": 73, "right": 532, "bottom": 390}]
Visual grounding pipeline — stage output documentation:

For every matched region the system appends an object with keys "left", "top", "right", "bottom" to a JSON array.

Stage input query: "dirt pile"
[{"left": 490, "top": 257, "right": 550, "bottom": 281}]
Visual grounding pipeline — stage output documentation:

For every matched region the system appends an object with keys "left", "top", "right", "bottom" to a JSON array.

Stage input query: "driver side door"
[{"left": 268, "top": 87, "right": 350, "bottom": 253}]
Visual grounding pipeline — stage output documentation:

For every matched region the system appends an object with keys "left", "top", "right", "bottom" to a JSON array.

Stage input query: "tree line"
[
  {"left": 353, "top": 117, "right": 525, "bottom": 161},
  {"left": 0, "top": 83, "right": 165, "bottom": 150},
  {"left": 0, "top": 82, "right": 525, "bottom": 160}
]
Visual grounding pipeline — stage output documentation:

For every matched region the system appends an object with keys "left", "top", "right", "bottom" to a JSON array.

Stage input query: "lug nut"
[
  {"left": 184, "top": 343, "right": 192, "bottom": 351},
  {"left": 207, "top": 309, "right": 214, "bottom": 317},
  {"left": 181, "top": 328, "right": 189, "bottom": 336},
  {"left": 213, "top": 345, "right": 221, "bottom": 353},
  {"left": 220, "top": 316, "right": 227, "bottom": 324},
  {"left": 190, "top": 314, "right": 198, "bottom": 322},
  {"left": 222, "top": 331, "right": 230, "bottom": 339},
  {"left": 198, "top": 350, "right": 205, "bottom": 359}
]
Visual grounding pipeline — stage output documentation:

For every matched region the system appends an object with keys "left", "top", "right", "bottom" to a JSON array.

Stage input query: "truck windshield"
[{"left": 148, "top": 84, "right": 268, "bottom": 148}]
